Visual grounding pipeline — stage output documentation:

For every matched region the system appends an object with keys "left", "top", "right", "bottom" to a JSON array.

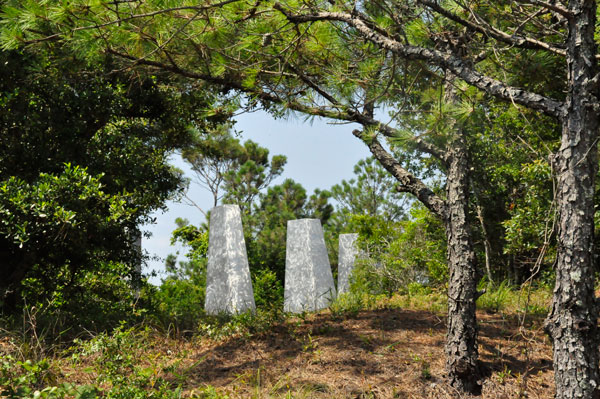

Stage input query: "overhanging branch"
[
  {"left": 418, "top": 0, "right": 567, "bottom": 57},
  {"left": 110, "top": 49, "right": 448, "bottom": 161},
  {"left": 22, "top": 0, "right": 243, "bottom": 45},
  {"left": 515, "top": 0, "right": 571, "bottom": 18},
  {"left": 274, "top": 4, "right": 565, "bottom": 119},
  {"left": 352, "top": 129, "right": 448, "bottom": 220}
]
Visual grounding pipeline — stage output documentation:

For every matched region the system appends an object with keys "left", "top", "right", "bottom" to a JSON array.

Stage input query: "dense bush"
[
  {"left": 348, "top": 206, "right": 447, "bottom": 297},
  {"left": 154, "top": 278, "right": 206, "bottom": 334},
  {"left": 0, "top": 47, "right": 232, "bottom": 317},
  {"left": 252, "top": 268, "right": 284, "bottom": 309}
]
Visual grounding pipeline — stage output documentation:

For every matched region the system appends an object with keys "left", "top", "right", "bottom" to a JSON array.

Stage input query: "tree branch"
[
  {"left": 418, "top": 0, "right": 567, "bottom": 57},
  {"left": 515, "top": 0, "right": 572, "bottom": 18},
  {"left": 109, "top": 49, "right": 448, "bottom": 161},
  {"left": 352, "top": 129, "right": 448, "bottom": 220},
  {"left": 22, "top": 0, "right": 243, "bottom": 45},
  {"left": 273, "top": 4, "right": 565, "bottom": 119}
]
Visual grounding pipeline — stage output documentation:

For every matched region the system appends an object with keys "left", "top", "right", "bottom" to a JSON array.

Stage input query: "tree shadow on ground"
[
  {"left": 477, "top": 313, "right": 552, "bottom": 378},
  {"left": 171, "top": 308, "right": 553, "bottom": 397}
]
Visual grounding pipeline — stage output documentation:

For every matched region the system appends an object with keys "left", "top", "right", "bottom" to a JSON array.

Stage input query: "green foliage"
[
  {"left": 157, "top": 219, "right": 208, "bottom": 333},
  {"left": 168, "top": 218, "right": 209, "bottom": 279},
  {"left": 0, "top": 357, "right": 55, "bottom": 396},
  {"left": 502, "top": 160, "right": 554, "bottom": 256},
  {"left": 468, "top": 102, "right": 560, "bottom": 283},
  {"left": 477, "top": 281, "right": 513, "bottom": 314},
  {"left": 0, "top": 325, "right": 187, "bottom": 399},
  {"left": 473, "top": 280, "right": 552, "bottom": 316},
  {"left": 0, "top": 47, "right": 226, "bottom": 317},
  {"left": 69, "top": 326, "right": 183, "bottom": 399},
  {"left": 328, "top": 157, "right": 407, "bottom": 228},
  {"left": 183, "top": 127, "right": 286, "bottom": 210},
  {"left": 349, "top": 205, "right": 447, "bottom": 297},
  {"left": 0, "top": 355, "right": 99, "bottom": 399},
  {"left": 197, "top": 308, "right": 284, "bottom": 340},
  {"left": 193, "top": 386, "right": 228, "bottom": 399},
  {"left": 154, "top": 278, "right": 206, "bottom": 334},
  {"left": 329, "top": 292, "right": 375, "bottom": 320},
  {"left": 252, "top": 268, "right": 283, "bottom": 310},
  {"left": 0, "top": 164, "right": 128, "bottom": 251},
  {"left": 15, "top": 264, "right": 157, "bottom": 339},
  {"left": 0, "top": 166, "right": 148, "bottom": 325}
]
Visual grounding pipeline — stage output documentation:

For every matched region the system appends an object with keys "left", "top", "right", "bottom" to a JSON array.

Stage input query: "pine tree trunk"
[
  {"left": 544, "top": 2, "right": 600, "bottom": 398},
  {"left": 444, "top": 139, "right": 481, "bottom": 394},
  {"left": 352, "top": 128, "right": 481, "bottom": 393}
]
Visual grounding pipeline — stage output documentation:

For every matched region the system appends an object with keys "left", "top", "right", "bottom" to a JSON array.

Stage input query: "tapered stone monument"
[
  {"left": 338, "top": 233, "right": 359, "bottom": 294},
  {"left": 132, "top": 228, "right": 142, "bottom": 276},
  {"left": 284, "top": 219, "right": 336, "bottom": 313},
  {"left": 131, "top": 228, "right": 143, "bottom": 292},
  {"left": 205, "top": 204, "right": 256, "bottom": 315}
]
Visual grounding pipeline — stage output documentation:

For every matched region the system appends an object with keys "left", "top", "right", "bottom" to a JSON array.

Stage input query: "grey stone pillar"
[
  {"left": 126, "top": 228, "right": 143, "bottom": 293},
  {"left": 338, "top": 233, "right": 359, "bottom": 294},
  {"left": 132, "top": 228, "right": 142, "bottom": 277},
  {"left": 205, "top": 204, "right": 256, "bottom": 315},
  {"left": 284, "top": 219, "right": 336, "bottom": 313}
]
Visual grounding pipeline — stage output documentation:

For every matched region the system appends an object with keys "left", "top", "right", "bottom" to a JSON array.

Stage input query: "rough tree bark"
[
  {"left": 544, "top": 1, "right": 600, "bottom": 398},
  {"left": 444, "top": 137, "right": 480, "bottom": 394},
  {"left": 353, "top": 129, "right": 481, "bottom": 393}
]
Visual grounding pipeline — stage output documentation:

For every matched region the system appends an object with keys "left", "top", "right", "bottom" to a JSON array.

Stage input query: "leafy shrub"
[
  {"left": 252, "top": 268, "right": 283, "bottom": 310},
  {"left": 0, "top": 354, "right": 99, "bottom": 399},
  {"left": 347, "top": 206, "right": 447, "bottom": 297},
  {"left": 70, "top": 326, "right": 184, "bottom": 399},
  {"left": 1, "top": 265, "right": 159, "bottom": 354},
  {"left": 0, "top": 165, "right": 142, "bottom": 310},
  {"left": 477, "top": 280, "right": 513, "bottom": 313},
  {"left": 329, "top": 292, "right": 374, "bottom": 319},
  {"left": 154, "top": 278, "right": 206, "bottom": 334},
  {"left": 407, "top": 282, "right": 432, "bottom": 296}
]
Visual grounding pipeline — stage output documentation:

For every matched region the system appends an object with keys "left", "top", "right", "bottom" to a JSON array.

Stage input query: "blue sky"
[{"left": 141, "top": 110, "right": 369, "bottom": 284}]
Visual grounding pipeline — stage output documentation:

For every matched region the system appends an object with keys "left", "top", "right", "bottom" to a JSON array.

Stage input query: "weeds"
[
  {"left": 475, "top": 280, "right": 551, "bottom": 317},
  {"left": 478, "top": 280, "right": 513, "bottom": 313},
  {"left": 197, "top": 307, "right": 284, "bottom": 340},
  {"left": 329, "top": 292, "right": 373, "bottom": 319},
  {"left": 0, "top": 285, "right": 554, "bottom": 399},
  {"left": 1, "top": 324, "right": 186, "bottom": 399},
  {"left": 388, "top": 287, "right": 447, "bottom": 314},
  {"left": 497, "top": 364, "right": 513, "bottom": 384}
]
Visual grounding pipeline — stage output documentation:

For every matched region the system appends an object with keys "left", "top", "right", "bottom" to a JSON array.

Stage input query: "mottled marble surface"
[
  {"left": 337, "top": 233, "right": 359, "bottom": 294},
  {"left": 132, "top": 229, "right": 142, "bottom": 276},
  {"left": 284, "top": 219, "right": 336, "bottom": 313},
  {"left": 205, "top": 205, "right": 256, "bottom": 315}
]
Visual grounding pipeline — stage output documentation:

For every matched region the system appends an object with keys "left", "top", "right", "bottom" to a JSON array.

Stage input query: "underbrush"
[
  {"left": 0, "top": 282, "right": 553, "bottom": 399},
  {"left": 0, "top": 305, "right": 287, "bottom": 399},
  {"left": 1, "top": 324, "right": 183, "bottom": 399},
  {"left": 476, "top": 281, "right": 552, "bottom": 317},
  {"left": 380, "top": 280, "right": 552, "bottom": 319}
]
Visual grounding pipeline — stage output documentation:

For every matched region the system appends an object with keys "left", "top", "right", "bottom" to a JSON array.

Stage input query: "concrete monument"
[
  {"left": 284, "top": 218, "right": 336, "bottom": 313},
  {"left": 337, "top": 233, "right": 359, "bottom": 294},
  {"left": 132, "top": 228, "right": 142, "bottom": 275},
  {"left": 205, "top": 204, "right": 256, "bottom": 315}
]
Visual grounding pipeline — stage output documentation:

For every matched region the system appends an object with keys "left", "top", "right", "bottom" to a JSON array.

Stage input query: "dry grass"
[
  {"left": 2, "top": 291, "right": 555, "bottom": 399},
  {"left": 167, "top": 308, "right": 553, "bottom": 398}
]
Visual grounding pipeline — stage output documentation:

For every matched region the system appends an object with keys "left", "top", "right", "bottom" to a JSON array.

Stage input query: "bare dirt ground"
[{"left": 151, "top": 308, "right": 554, "bottom": 399}]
